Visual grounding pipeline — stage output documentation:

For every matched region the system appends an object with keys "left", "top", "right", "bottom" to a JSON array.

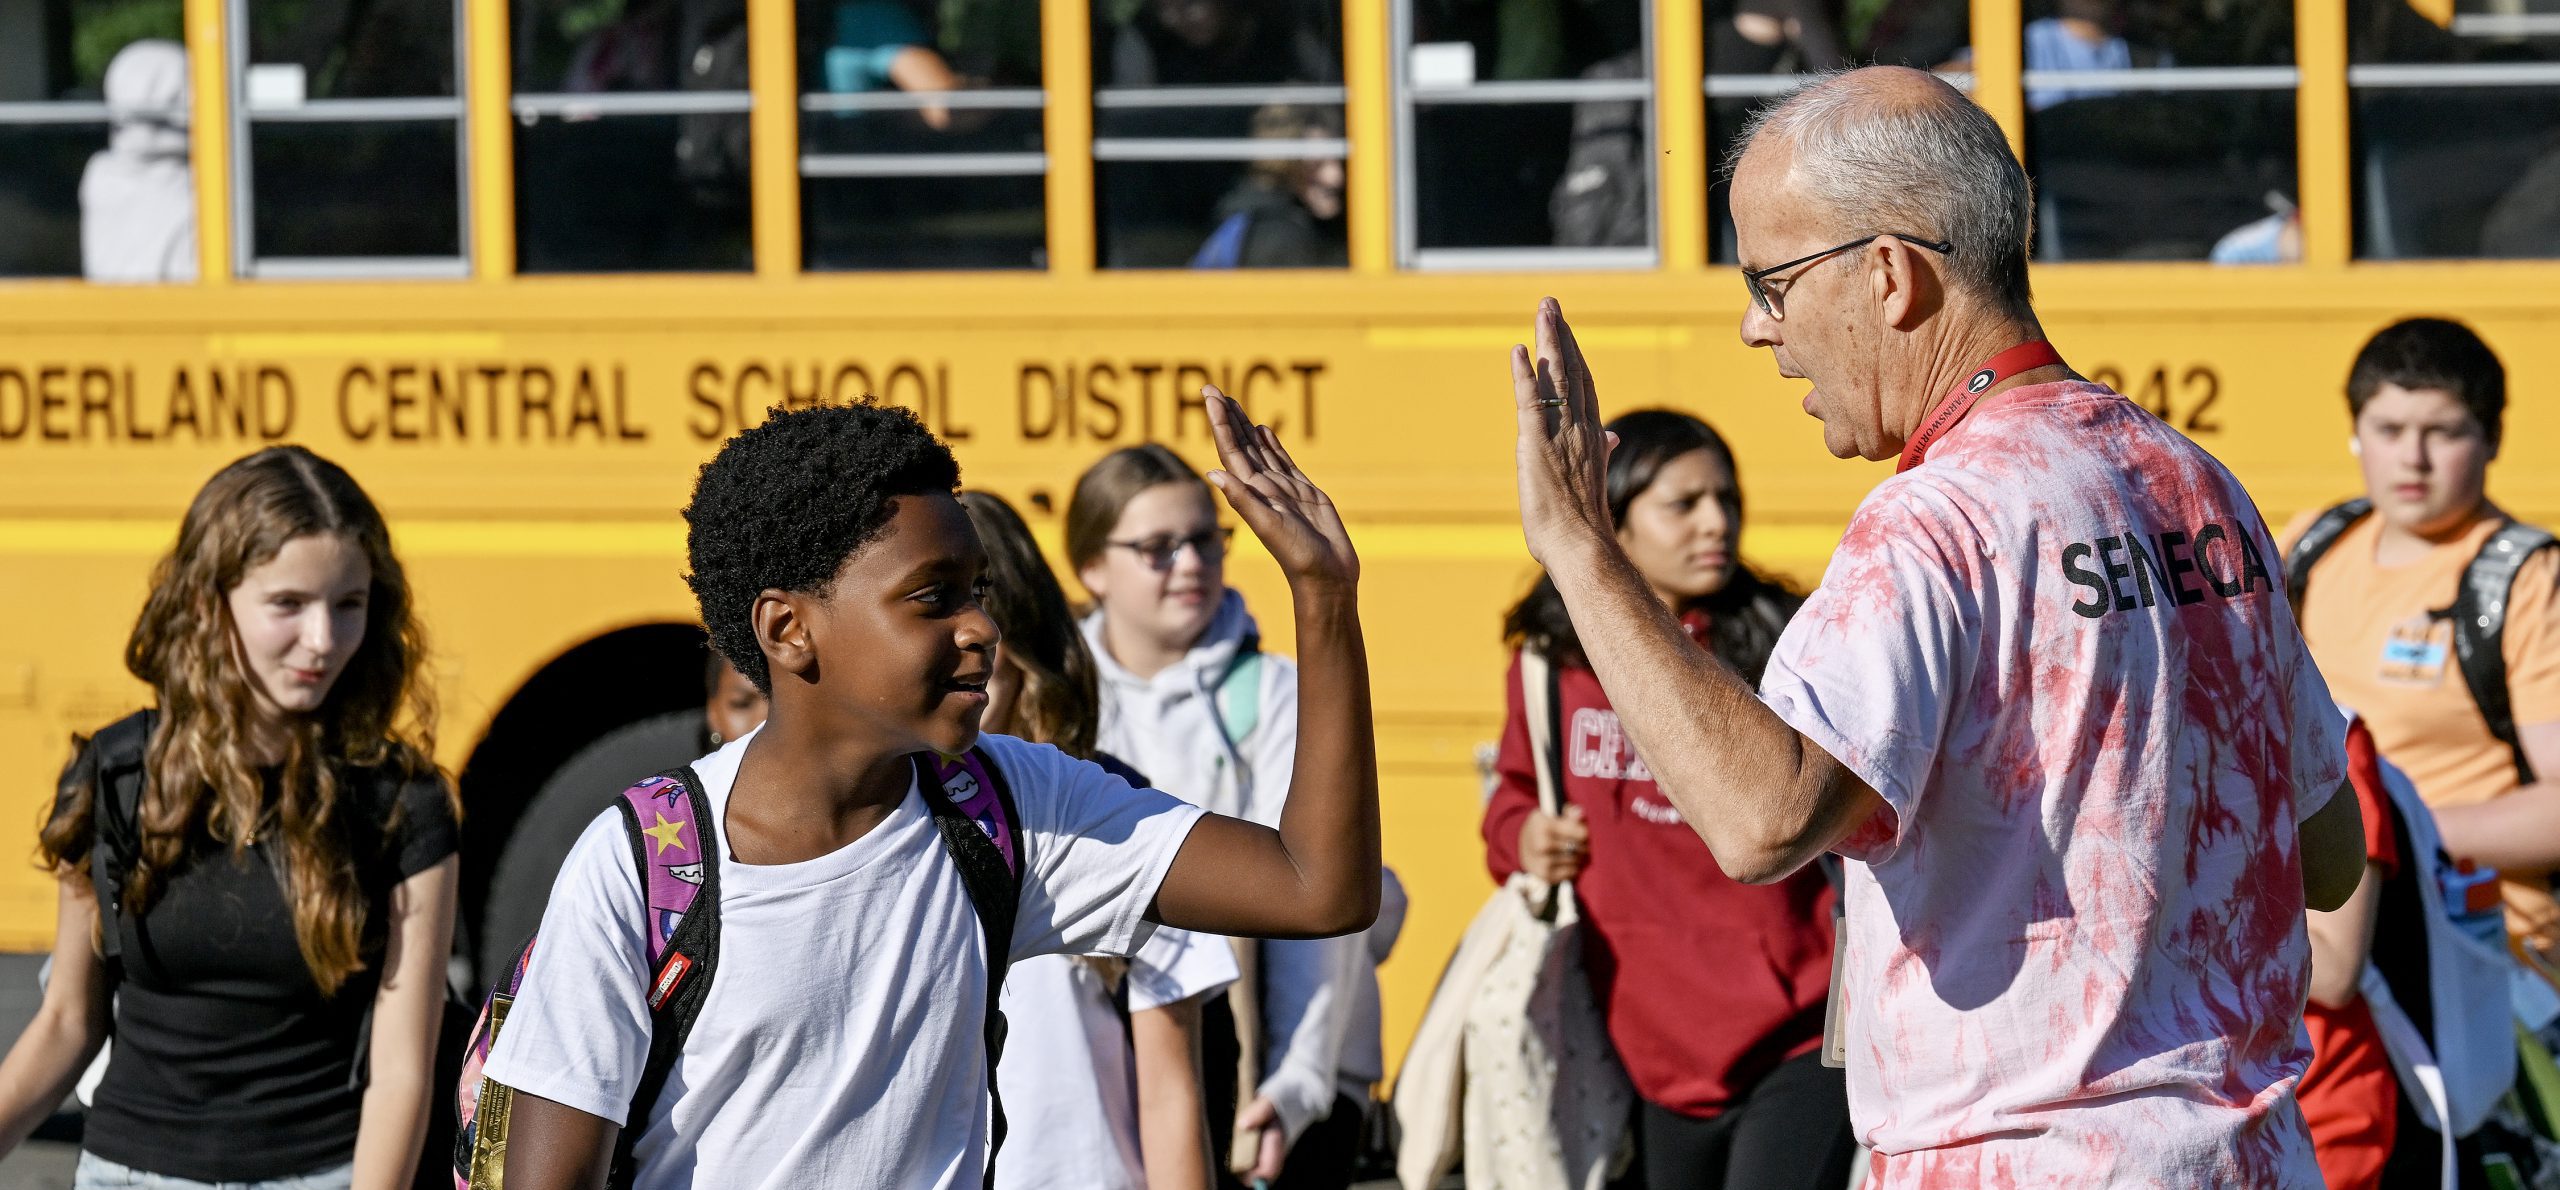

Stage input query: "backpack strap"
[
  {"left": 87, "top": 709, "right": 158, "bottom": 970},
  {"left": 607, "top": 766, "right": 720, "bottom": 1185},
  {"left": 1519, "top": 648, "right": 1565, "bottom": 820},
  {"left": 2452, "top": 520, "right": 2559, "bottom": 786},
  {"left": 1190, "top": 210, "right": 1254, "bottom": 269},
  {"left": 2283, "top": 497, "right": 2373, "bottom": 618},
  {"left": 1213, "top": 636, "right": 1265, "bottom": 749},
  {"left": 913, "top": 748, "right": 1025, "bottom": 1190}
]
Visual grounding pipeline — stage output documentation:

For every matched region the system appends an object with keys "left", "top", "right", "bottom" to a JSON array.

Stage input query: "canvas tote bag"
[{"left": 1394, "top": 649, "right": 1631, "bottom": 1190}]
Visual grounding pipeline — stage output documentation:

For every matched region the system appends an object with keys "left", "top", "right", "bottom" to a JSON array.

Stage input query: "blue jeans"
[{"left": 73, "top": 1152, "right": 355, "bottom": 1190}]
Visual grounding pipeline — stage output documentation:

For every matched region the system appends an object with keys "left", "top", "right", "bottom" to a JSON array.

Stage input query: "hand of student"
[
  {"left": 1511, "top": 297, "right": 1618, "bottom": 570},
  {"left": 1203, "top": 386, "right": 1359, "bottom": 592},
  {"left": 1519, "top": 805, "right": 1590, "bottom": 884},
  {"left": 1234, "top": 1095, "right": 1288, "bottom": 1182}
]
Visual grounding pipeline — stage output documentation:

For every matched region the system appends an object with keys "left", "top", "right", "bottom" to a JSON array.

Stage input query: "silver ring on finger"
[{"left": 1533, "top": 397, "right": 1569, "bottom": 409}]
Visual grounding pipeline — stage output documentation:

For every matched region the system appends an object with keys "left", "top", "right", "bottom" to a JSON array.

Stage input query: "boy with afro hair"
[{"left": 481, "top": 393, "right": 1378, "bottom": 1189}]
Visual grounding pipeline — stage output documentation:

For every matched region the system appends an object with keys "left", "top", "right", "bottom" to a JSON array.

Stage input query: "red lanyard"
[{"left": 1895, "top": 340, "right": 2065, "bottom": 474}]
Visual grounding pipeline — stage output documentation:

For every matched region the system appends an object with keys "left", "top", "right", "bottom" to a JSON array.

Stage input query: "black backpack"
[{"left": 2286, "top": 497, "right": 2560, "bottom": 783}]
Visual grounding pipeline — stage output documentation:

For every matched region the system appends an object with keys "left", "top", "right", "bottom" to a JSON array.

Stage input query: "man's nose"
[{"left": 1740, "top": 298, "right": 1780, "bottom": 350}]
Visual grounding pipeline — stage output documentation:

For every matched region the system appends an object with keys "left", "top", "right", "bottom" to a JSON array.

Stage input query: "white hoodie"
[
  {"left": 1084, "top": 590, "right": 1367, "bottom": 1145},
  {"left": 81, "top": 40, "right": 196, "bottom": 284}
]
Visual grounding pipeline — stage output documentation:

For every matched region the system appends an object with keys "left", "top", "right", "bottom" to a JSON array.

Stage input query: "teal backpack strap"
[{"left": 1214, "top": 636, "right": 1265, "bottom": 748}]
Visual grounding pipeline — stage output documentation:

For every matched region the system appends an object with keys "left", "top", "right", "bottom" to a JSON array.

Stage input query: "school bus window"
[
  {"left": 798, "top": 0, "right": 1046, "bottom": 271},
  {"left": 1702, "top": 0, "right": 1973, "bottom": 263},
  {"left": 2350, "top": 0, "right": 2560, "bottom": 259},
  {"left": 1092, "top": 0, "right": 1346, "bottom": 269},
  {"left": 1399, "top": 0, "right": 1653, "bottom": 268},
  {"left": 2017, "top": 0, "right": 2298, "bottom": 263},
  {"left": 232, "top": 0, "right": 467, "bottom": 276},
  {"left": 0, "top": 1, "right": 189, "bottom": 281},
  {"left": 510, "top": 0, "right": 754, "bottom": 274}
]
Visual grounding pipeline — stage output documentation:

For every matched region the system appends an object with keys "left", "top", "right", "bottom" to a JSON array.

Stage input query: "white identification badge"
[{"left": 1822, "top": 896, "right": 1848, "bottom": 1068}]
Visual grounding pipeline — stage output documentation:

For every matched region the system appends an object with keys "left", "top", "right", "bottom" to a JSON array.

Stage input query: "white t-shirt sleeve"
[
  {"left": 987, "top": 735, "right": 1207, "bottom": 962},
  {"left": 1125, "top": 926, "right": 1239, "bottom": 1015},
  {"left": 1758, "top": 483, "right": 1977, "bottom": 864},
  {"left": 479, "top": 808, "right": 655, "bottom": 1124}
]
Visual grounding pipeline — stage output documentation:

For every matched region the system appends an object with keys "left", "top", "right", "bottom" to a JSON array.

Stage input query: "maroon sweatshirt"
[{"left": 1481, "top": 618, "right": 1836, "bottom": 1118}]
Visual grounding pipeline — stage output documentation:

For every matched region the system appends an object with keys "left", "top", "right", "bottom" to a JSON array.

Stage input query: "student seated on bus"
[
  {"left": 0, "top": 446, "right": 457, "bottom": 1190},
  {"left": 484, "top": 396, "right": 1379, "bottom": 1189}
]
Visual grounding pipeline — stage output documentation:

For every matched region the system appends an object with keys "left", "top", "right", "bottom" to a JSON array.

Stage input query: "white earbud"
[{"left": 2348, "top": 436, "right": 2362, "bottom": 457}]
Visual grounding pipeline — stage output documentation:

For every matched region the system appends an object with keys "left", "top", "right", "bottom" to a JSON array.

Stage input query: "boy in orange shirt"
[{"left": 2283, "top": 316, "right": 2560, "bottom": 975}]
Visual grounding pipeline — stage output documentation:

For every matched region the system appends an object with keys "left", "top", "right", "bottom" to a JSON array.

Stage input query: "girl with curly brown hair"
[{"left": 0, "top": 445, "right": 459, "bottom": 1190}]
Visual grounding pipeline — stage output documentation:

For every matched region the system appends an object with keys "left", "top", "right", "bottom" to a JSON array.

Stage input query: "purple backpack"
[{"left": 452, "top": 748, "right": 1024, "bottom": 1189}]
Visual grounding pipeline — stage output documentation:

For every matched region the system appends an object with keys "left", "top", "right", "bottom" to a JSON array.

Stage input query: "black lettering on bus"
[
  {"left": 207, "top": 366, "right": 249, "bottom": 439},
  {"left": 476, "top": 364, "right": 507, "bottom": 438},
  {"left": 1292, "top": 361, "right": 1323, "bottom": 437},
  {"left": 1018, "top": 364, "right": 1061, "bottom": 441},
  {"left": 735, "top": 362, "right": 773, "bottom": 431},
  {"left": 165, "top": 367, "right": 200, "bottom": 440},
  {"left": 36, "top": 366, "right": 70, "bottom": 441},
  {"left": 0, "top": 365, "right": 26, "bottom": 440},
  {"left": 256, "top": 366, "right": 293, "bottom": 440},
  {"left": 0, "top": 368, "right": 26, "bottom": 440},
  {"left": 778, "top": 362, "right": 822, "bottom": 413},
  {"left": 339, "top": 365, "right": 380, "bottom": 441},
  {"left": 1129, "top": 363, "right": 1161, "bottom": 441},
  {"left": 830, "top": 363, "right": 869, "bottom": 407},
  {"left": 614, "top": 366, "right": 646, "bottom": 441},
  {"left": 2194, "top": 523, "right": 2239, "bottom": 597},
  {"left": 426, "top": 365, "right": 467, "bottom": 440},
  {"left": 2159, "top": 530, "right": 2203, "bottom": 606},
  {"left": 76, "top": 367, "right": 115, "bottom": 441},
  {"left": 1241, "top": 362, "right": 1281, "bottom": 428},
  {"left": 1085, "top": 362, "right": 1123, "bottom": 441},
  {"left": 2061, "top": 543, "right": 2107, "bottom": 619},
  {"left": 934, "top": 362, "right": 968, "bottom": 442},
  {"left": 520, "top": 365, "right": 557, "bottom": 442},
  {"left": 118, "top": 367, "right": 153, "bottom": 442},
  {"left": 688, "top": 363, "right": 724, "bottom": 441},
  {"left": 567, "top": 367, "right": 607, "bottom": 441},
  {"left": 1172, "top": 365, "right": 1212, "bottom": 439},
  {"left": 2181, "top": 367, "right": 2222, "bottom": 435},
  {"left": 387, "top": 364, "right": 422, "bottom": 442}
]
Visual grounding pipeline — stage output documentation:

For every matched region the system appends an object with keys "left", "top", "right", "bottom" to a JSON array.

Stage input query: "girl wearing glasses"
[
  {"left": 1485, "top": 410, "right": 1853, "bottom": 1190},
  {"left": 1066, "top": 444, "right": 1374, "bottom": 1190}
]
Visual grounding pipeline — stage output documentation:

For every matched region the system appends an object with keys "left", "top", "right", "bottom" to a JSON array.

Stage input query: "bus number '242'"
[{"left": 2089, "top": 363, "right": 2223, "bottom": 435}]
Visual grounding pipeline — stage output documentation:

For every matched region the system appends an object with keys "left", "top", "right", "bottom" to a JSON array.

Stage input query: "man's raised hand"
[
  {"left": 1204, "top": 386, "right": 1359, "bottom": 592},
  {"left": 1511, "top": 297, "right": 1617, "bottom": 568}
]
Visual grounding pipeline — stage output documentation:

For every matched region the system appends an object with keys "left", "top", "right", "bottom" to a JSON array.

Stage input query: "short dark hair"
[
  {"left": 2347, "top": 317, "right": 2506, "bottom": 445},
  {"left": 683, "top": 404, "right": 961, "bottom": 692}
]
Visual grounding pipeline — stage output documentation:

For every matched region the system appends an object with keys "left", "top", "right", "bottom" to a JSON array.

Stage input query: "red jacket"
[{"left": 1482, "top": 621, "right": 1835, "bottom": 1118}]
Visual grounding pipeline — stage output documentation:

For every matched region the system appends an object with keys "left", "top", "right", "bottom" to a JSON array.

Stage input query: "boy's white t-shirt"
[
  {"left": 480, "top": 729, "right": 1206, "bottom": 1190},
  {"left": 993, "top": 928, "right": 1237, "bottom": 1190}
]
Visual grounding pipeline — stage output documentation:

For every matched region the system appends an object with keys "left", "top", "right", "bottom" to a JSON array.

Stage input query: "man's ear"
[
  {"left": 1873, "top": 238, "right": 1942, "bottom": 331},
  {"left": 754, "top": 589, "right": 819, "bottom": 685}
]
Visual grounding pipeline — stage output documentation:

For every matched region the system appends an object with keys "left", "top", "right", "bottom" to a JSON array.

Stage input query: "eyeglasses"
[
  {"left": 1741, "top": 233, "right": 1954, "bottom": 319},
  {"left": 1107, "top": 527, "right": 1233, "bottom": 571}
]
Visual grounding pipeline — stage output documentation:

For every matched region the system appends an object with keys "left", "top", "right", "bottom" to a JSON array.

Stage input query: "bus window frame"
[
  {"left": 225, "top": 0, "right": 474, "bottom": 278},
  {"left": 19, "top": 0, "right": 2560, "bottom": 287},
  {"left": 1391, "top": 0, "right": 1662, "bottom": 271}
]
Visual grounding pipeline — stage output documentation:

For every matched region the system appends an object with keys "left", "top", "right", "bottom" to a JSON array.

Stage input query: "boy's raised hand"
[{"left": 1203, "top": 386, "right": 1358, "bottom": 591}]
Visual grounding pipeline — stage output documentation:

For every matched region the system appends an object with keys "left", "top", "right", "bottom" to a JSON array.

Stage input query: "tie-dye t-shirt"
[{"left": 1758, "top": 380, "right": 2346, "bottom": 1187}]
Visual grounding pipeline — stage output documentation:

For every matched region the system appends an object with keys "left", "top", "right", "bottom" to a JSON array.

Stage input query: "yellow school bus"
[{"left": 3, "top": 0, "right": 2557, "bottom": 1079}]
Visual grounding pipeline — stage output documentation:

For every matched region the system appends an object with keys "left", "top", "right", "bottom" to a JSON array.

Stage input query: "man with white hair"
[{"left": 1508, "top": 66, "right": 2365, "bottom": 1183}]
